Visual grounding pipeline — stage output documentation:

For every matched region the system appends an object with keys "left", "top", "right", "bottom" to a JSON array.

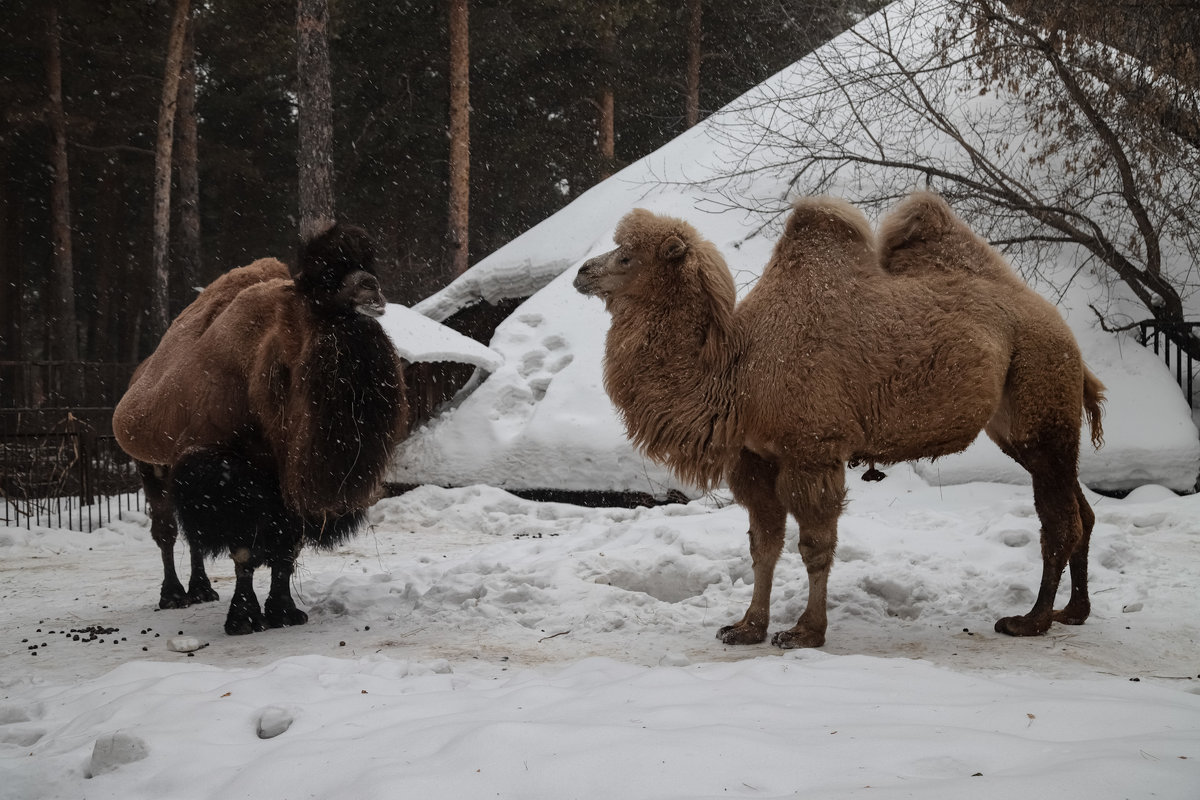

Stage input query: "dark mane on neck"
[{"left": 283, "top": 312, "right": 406, "bottom": 517}]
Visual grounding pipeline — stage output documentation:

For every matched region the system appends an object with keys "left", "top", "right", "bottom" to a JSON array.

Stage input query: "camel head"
[
  {"left": 293, "top": 223, "right": 387, "bottom": 318},
  {"left": 574, "top": 209, "right": 698, "bottom": 309}
]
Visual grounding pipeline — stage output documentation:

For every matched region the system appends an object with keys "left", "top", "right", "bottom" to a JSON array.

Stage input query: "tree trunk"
[
  {"left": 88, "top": 157, "right": 121, "bottom": 361},
  {"left": 45, "top": 0, "right": 78, "bottom": 362},
  {"left": 149, "top": 0, "right": 191, "bottom": 342},
  {"left": 597, "top": 13, "right": 616, "bottom": 180},
  {"left": 446, "top": 0, "right": 470, "bottom": 278},
  {"left": 0, "top": 159, "right": 22, "bottom": 362},
  {"left": 685, "top": 0, "right": 702, "bottom": 128},
  {"left": 297, "top": 0, "right": 335, "bottom": 242},
  {"left": 175, "top": 18, "right": 201, "bottom": 314}
]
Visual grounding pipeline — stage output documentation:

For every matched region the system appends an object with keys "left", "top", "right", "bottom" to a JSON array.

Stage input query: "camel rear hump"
[{"left": 878, "top": 191, "right": 1015, "bottom": 281}]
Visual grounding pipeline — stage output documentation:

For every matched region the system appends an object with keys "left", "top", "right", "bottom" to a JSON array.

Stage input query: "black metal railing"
[
  {"left": 0, "top": 362, "right": 142, "bottom": 532},
  {"left": 1138, "top": 321, "right": 1199, "bottom": 408}
]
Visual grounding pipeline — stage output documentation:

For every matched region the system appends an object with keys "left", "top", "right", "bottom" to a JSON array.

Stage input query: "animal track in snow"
[
  {"left": 860, "top": 576, "right": 934, "bottom": 620},
  {"left": 0, "top": 702, "right": 44, "bottom": 748},
  {"left": 518, "top": 336, "right": 576, "bottom": 401}
]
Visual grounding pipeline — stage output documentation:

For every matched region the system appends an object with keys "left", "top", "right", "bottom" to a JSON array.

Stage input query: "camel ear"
[{"left": 658, "top": 235, "right": 688, "bottom": 262}]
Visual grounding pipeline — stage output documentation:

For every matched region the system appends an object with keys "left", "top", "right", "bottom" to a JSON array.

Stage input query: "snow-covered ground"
[{"left": 3, "top": 475, "right": 1199, "bottom": 799}]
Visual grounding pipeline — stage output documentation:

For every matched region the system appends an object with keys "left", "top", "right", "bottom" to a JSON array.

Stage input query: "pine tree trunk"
[
  {"left": 686, "top": 0, "right": 702, "bottom": 128},
  {"left": 89, "top": 158, "right": 120, "bottom": 361},
  {"left": 297, "top": 0, "right": 335, "bottom": 242},
  {"left": 45, "top": 0, "right": 78, "bottom": 362},
  {"left": 149, "top": 0, "right": 191, "bottom": 342},
  {"left": 446, "top": 0, "right": 470, "bottom": 278},
  {"left": 0, "top": 158, "right": 22, "bottom": 362},
  {"left": 597, "top": 13, "right": 616, "bottom": 180},
  {"left": 175, "top": 19, "right": 201, "bottom": 314}
]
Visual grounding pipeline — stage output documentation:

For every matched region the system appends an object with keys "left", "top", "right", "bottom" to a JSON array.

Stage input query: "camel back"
[{"left": 114, "top": 259, "right": 291, "bottom": 464}]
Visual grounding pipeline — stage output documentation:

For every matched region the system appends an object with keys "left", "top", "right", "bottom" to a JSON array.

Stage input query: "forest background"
[{"left": 0, "top": 0, "right": 885, "bottom": 367}]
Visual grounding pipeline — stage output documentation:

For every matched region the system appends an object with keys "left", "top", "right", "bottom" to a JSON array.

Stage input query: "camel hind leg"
[
  {"left": 140, "top": 462, "right": 217, "bottom": 609},
  {"left": 987, "top": 429, "right": 1089, "bottom": 636},
  {"left": 1052, "top": 483, "right": 1093, "bottom": 626}
]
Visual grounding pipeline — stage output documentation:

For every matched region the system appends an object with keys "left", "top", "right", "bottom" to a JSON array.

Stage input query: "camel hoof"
[
  {"left": 225, "top": 597, "right": 267, "bottom": 635},
  {"left": 993, "top": 614, "right": 1050, "bottom": 637},
  {"left": 225, "top": 615, "right": 267, "bottom": 636},
  {"left": 264, "top": 599, "right": 308, "bottom": 628},
  {"left": 771, "top": 629, "right": 825, "bottom": 649},
  {"left": 159, "top": 593, "right": 189, "bottom": 610},
  {"left": 158, "top": 580, "right": 189, "bottom": 609},
  {"left": 717, "top": 623, "right": 767, "bottom": 645},
  {"left": 1051, "top": 608, "right": 1089, "bottom": 626},
  {"left": 187, "top": 580, "right": 219, "bottom": 605}
]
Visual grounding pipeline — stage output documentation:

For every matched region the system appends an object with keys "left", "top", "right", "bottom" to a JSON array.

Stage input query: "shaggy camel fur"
[
  {"left": 114, "top": 225, "right": 407, "bottom": 634},
  {"left": 574, "top": 193, "right": 1104, "bottom": 648}
]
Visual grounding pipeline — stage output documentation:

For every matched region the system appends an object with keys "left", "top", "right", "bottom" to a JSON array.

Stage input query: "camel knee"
[
  {"left": 749, "top": 530, "right": 785, "bottom": 567},
  {"left": 798, "top": 541, "right": 835, "bottom": 575}
]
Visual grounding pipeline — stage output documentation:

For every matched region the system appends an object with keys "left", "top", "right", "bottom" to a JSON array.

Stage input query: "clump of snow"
[{"left": 86, "top": 732, "right": 149, "bottom": 779}]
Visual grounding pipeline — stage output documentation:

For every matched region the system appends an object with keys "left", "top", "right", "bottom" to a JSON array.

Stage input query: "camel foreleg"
[
  {"left": 225, "top": 548, "right": 267, "bottom": 635},
  {"left": 263, "top": 538, "right": 308, "bottom": 628},
  {"left": 719, "top": 451, "right": 785, "bottom": 645}
]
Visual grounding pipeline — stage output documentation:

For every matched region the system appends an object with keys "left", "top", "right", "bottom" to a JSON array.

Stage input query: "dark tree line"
[{"left": 0, "top": 0, "right": 878, "bottom": 368}]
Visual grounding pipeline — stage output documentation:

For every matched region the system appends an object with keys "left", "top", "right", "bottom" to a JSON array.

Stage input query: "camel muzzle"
[{"left": 574, "top": 258, "right": 601, "bottom": 296}]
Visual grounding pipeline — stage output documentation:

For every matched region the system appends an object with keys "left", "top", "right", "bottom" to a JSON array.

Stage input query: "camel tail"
[
  {"left": 1083, "top": 367, "right": 1105, "bottom": 450},
  {"left": 785, "top": 196, "right": 874, "bottom": 248}
]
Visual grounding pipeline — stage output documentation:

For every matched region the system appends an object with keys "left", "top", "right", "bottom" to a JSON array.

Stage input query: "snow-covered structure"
[{"left": 388, "top": 0, "right": 1199, "bottom": 495}]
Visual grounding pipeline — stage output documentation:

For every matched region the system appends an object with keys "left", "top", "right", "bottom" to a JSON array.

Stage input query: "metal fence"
[
  {"left": 1138, "top": 320, "right": 1199, "bottom": 408},
  {"left": 1, "top": 361, "right": 142, "bottom": 532}
]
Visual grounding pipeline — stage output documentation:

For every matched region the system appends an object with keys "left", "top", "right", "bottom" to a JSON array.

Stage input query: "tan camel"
[{"left": 574, "top": 192, "right": 1104, "bottom": 649}]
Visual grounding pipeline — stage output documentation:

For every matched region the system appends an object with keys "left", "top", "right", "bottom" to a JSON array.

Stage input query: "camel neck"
[{"left": 603, "top": 282, "right": 740, "bottom": 491}]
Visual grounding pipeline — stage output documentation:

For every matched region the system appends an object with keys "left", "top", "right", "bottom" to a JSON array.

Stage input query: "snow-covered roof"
[
  {"left": 378, "top": 302, "right": 502, "bottom": 372},
  {"left": 393, "top": 0, "right": 1199, "bottom": 494}
]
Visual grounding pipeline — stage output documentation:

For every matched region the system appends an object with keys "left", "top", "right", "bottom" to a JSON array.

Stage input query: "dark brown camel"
[{"left": 114, "top": 225, "right": 408, "bottom": 634}]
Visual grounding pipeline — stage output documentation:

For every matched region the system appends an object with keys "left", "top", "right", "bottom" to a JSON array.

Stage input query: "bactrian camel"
[
  {"left": 574, "top": 192, "right": 1104, "bottom": 649},
  {"left": 114, "top": 224, "right": 408, "bottom": 635}
]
